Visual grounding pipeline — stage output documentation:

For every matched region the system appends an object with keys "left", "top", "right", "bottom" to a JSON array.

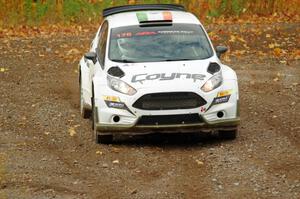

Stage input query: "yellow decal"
[
  {"left": 103, "top": 96, "right": 120, "bottom": 102},
  {"left": 217, "top": 90, "right": 232, "bottom": 97}
]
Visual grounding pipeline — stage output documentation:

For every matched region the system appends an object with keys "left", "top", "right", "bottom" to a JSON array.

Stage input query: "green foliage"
[
  {"left": 63, "top": 0, "right": 83, "bottom": 21},
  {"left": 35, "top": 0, "right": 54, "bottom": 24},
  {"left": 220, "top": 0, "right": 228, "bottom": 14},
  {"left": 114, "top": 0, "right": 130, "bottom": 6},
  {"left": 207, "top": 0, "right": 220, "bottom": 17},
  {"left": 36, "top": 1, "right": 50, "bottom": 20},
  {"left": 24, "top": 0, "right": 33, "bottom": 24},
  {"left": 0, "top": 0, "right": 299, "bottom": 27},
  {"left": 232, "top": 0, "right": 243, "bottom": 15}
]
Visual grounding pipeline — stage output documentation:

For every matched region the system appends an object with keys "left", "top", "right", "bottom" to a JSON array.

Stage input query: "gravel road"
[{"left": 0, "top": 22, "right": 299, "bottom": 199}]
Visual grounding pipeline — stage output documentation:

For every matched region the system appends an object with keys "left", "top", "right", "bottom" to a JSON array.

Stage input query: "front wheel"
[
  {"left": 80, "top": 78, "right": 91, "bottom": 119},
  {"left": 92, "top": 91, "right": 113, "bottom": 144},
  {"left": 218, "top": 129, "right": 238, "bottom": 140},
  {"left": 95, "top": 133, "right": 113, "bottom": 144}
]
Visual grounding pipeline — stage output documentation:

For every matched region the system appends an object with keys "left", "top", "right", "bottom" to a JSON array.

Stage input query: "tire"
[
  {"left": 80, "top": 77, "right": 91, "bottom": 119},
  {"left": 91, "top": 87, "right": 95, "bottom": 130},
  {"left": 95, "top": 133, "right": 113, "bottom": 144},
  {"left": 218, "top": 129, "right": 238, "bottom": 140},
  {"left": 91, "top": 87, "right": 113, "bottom": 144}
]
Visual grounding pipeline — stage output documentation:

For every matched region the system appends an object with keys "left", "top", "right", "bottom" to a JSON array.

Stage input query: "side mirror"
[
  {"left": 216, "top": 46, "right": 228, "bottom": 58},
  {"left": 84, "top": 52, "right": 97, "bottom": 64}
]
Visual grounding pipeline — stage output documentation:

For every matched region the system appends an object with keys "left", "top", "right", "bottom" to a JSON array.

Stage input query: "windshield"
[{"left": 109, "top": 24, "right": 213, "bottom": 63}]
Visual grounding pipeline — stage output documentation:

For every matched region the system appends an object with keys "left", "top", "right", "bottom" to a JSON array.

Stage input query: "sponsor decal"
[
  {"left": 158, "top": 30, "right": 194, "bottom": 35},
  {"left": 115, "top": 32, "right": 133, "bottom": 38},
  {"left": 114, "top": 30, "right": 196, "bottom": 39},
  {"left": 135, "top": 31, "right": 157, "bottom": 36},
  {"left": 132, "top": 73, "right": 206, "bottom": 84},
  {"left": 102, "top": 95, "right": 134, "bottom": 114},
  {"left": 200, "top": 106, "right": 206, "bottom": 113},
  {"left": 212, "top": 95, "right": 231, "bottom": 105},
  {"left": 205, "top": 91, "right": 232, "bottom": 112},
  {"left": 105, "top": 101, "right": 126, "bottom": 109}
]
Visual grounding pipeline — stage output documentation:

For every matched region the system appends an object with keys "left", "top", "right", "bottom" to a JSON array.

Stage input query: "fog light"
[
  {"left": 217, "top": 111, "right": 224, "bottom": 118},
  {"left": 113, "top": 115, "right": 120, "bottom": 123}
]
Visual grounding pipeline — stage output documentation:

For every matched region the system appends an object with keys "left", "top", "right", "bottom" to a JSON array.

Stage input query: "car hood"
[{"left": 110, "top": 60, "right": 214, "bottom": 90}]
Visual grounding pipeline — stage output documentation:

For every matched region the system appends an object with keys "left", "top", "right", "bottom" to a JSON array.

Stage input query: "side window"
[{"left": 97, "top": 21, "right": 108, "bottom": 68}]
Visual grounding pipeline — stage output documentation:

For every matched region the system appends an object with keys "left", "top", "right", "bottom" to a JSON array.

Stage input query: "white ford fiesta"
[{"left": 79, "top": 4, "right": 240, "bottom": 143}]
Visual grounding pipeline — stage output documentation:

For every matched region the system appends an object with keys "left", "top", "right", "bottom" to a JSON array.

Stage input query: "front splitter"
[{"left": 95, "top": 118, "right": 240, "bottom": 135}]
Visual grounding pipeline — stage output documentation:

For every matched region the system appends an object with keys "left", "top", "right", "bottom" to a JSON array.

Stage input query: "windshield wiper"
[{"left": 111, "top": 59, "right": 136, "bottom": 63}]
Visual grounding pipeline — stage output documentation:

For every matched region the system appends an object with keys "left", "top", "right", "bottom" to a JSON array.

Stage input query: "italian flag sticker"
[{"left": 137, "top": 11, "right": 173, "bottom": 22}]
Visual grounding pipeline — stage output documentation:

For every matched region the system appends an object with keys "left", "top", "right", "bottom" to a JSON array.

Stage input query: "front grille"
[
  {"left": 132, "top": 92, "right": 207, "bottom": 110},
  {"left": 136, "top": 114, "right": 203, "bottom": 126}
]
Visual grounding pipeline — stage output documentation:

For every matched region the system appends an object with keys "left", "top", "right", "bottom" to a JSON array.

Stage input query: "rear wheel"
[
  {"left": 218, "top": 129, "right": 238, "bottom": 140},
  {"left": 92, "top": 88, "right": 113, "bottom": 144}
]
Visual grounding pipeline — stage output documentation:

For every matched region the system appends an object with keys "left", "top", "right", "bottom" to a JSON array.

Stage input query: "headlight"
[
  {"left": 201, "top": 72, "right": 223, "bottom": 92},
  {"left": 107, "top": 76, "right": 137, "bottom": 95}
]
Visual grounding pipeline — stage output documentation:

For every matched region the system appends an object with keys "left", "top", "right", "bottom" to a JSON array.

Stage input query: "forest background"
[{"left": 0, "top": 0, "right": 299, "bottom": 27}]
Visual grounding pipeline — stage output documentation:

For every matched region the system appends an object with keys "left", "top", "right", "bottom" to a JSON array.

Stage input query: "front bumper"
[
  {"left": 95, "top": 117, "right": 240, "bottom": 135},
  {"left": 94, "top": 79, "right": 239, "bottom": 135}
]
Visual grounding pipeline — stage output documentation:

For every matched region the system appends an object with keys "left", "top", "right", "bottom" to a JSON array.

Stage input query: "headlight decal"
[
  {"left": 107, "top": 75, "right": 137, "bottom": 95},
  {"left": 201, "top": 72, "right": 223, "bottom": 92}
]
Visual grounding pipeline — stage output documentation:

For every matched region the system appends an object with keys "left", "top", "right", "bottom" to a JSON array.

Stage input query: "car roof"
[{"left": 106, "top": 10, "right": 201, "bottom": 29}]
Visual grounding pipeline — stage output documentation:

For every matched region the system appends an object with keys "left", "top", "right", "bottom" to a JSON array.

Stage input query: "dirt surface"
[{"left": 0, "top": 22, "right": 299, "bottom": 199}]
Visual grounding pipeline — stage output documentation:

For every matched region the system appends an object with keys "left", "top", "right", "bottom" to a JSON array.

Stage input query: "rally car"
[{"left": 79, "top": 4, "right": 240, "bottom": 143}]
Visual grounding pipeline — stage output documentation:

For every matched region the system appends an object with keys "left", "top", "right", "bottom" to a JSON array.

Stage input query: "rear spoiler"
[{"left": 103, "top": 4, "right": 185, "bottom": 17}]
